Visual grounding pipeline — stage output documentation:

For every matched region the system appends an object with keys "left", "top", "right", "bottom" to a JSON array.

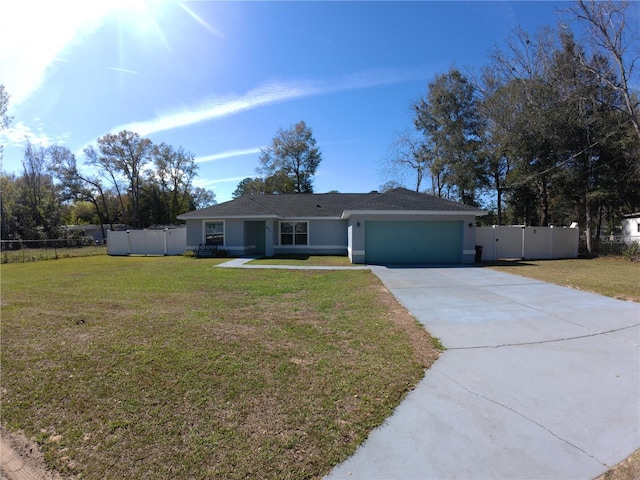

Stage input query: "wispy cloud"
[
  {"left": 179, "top": 3, "right": 225, "bottom": 38},
  {"left": 0, "top": 121, "right": 70, "bottom": 149},
  {"left": 195, "top": 147, "right": 263, "bottom": 164},
  {"left": 111, "top": 68, "right": 418, "bottom": 137},
  {"left": 108, "top": 67, "right": 139, "bottom": 75},
  {"left": 193, "top": 176, "right": 250, "bottom": 188}
]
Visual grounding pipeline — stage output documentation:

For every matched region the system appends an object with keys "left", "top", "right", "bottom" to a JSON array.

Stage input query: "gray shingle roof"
[
  {"left": 346, "top": 187, "right": 483, "bottom": 212},
  {"left": 178, "top": 188, "right": 484, "bottom": 219}
]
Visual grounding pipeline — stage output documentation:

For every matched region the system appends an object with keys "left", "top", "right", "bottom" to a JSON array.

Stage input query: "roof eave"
[
  {"left": 341, "top": 209, "right": 487, "bottom": 219},
  {"left": 177, "top": 214, "right": 280, "bottom": 220}
]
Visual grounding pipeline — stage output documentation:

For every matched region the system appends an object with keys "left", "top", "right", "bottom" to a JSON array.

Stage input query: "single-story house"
[{"left": 177, "top": 187, "right": 487, "bottom": 264}]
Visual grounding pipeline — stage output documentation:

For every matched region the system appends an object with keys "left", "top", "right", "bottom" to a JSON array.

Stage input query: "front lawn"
[
  {"left": 487, "top": 257, "right": 639, "bottom": 302},
  {"left": 0, "top": 256, "right": 437, "bottom": 479}
]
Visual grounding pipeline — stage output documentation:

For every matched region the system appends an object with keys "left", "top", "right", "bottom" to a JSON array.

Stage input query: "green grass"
[
  {"left": 487, "top": 257, "right": 640, "bottom": 302},
  {"left": 0, "top": 256, "right": 437, "bottom": 479},
  {"left": 1, "top": 245, "right": 108, "bottom": 264},
  {"left": 249, "top": 255, "right": 354, "bottom": 266}
]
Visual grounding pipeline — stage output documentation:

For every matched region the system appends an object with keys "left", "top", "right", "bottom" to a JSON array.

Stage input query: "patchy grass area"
[
  {"left": 249, "top": 255, "right": 354, "bottom": 266},
  {"left": 487, "top": 257, "right": 639, "bottom": 302},
  {"left": 1, "top": 256, "right": 438, "bottom": 479},
  {"left": 1, "top": 245, "right": 107, "bottom": 264}
]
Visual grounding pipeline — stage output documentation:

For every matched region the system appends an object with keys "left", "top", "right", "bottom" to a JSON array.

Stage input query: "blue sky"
[{"left": 0, "top": 1, "right": 570, "bottom": 204}]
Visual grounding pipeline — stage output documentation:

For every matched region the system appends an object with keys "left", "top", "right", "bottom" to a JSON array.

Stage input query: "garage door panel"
[{"left": 365, "top": 221, "right": 462, "bottom": 264}]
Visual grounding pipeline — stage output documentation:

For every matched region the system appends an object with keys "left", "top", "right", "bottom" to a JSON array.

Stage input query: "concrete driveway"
[{"left": 326, "top": 265, "right": 639, "bottom": 479}]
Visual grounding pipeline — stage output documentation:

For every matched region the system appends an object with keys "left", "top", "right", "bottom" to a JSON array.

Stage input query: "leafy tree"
[
  {"left": 0, "top": 172, "right": 20, "bottom": 240},
  {"left": 413, "top": 68, "right": 486, "bottom": 205},
  {"left": 482, "top": 23, "right": 639, "bottom": 254},
  {"left": 19, "top": 140, "right": 63, "bottom": 239},
  {"left": 233, "top": 177, "right": 267, "bottom": 198},
  {"left": 149, "top": 143, "right": 198, "bottom": 223},
  {"left": 190, "top": 187, "right": 217, "bottom": 210},
  {"left": 87, "top": 131, "right": 153, "bottom": 228},
  {"left": 484, "top": 27, "right": 564, "bottom": 225},
  {"left": 258, "top": 121, "right": 322, "bottom": 193}
]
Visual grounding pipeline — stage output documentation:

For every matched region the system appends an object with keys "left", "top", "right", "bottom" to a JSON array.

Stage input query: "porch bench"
[{"left": 194, "top": 244, "right": 217, "bottom": 258}]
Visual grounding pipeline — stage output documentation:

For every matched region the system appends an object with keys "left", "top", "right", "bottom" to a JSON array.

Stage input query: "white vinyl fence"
[
  {"left": 476, "top": 225, "right": 578, "bottom": 261},
  {"left": 107, "top": 228, "right": 187, "bottom": 256}
]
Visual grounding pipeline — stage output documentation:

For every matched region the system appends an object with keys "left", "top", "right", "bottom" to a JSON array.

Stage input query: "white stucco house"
[{"left": 177, "top": 188, "right": 487, "bottom": 264}]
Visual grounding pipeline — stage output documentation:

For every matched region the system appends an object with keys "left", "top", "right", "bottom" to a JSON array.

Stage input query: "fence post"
[{"left": 164, "top": 228, "right": 168, "bottom": 256}]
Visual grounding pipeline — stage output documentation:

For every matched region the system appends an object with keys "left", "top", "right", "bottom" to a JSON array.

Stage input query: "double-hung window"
[
  {"left": 205, "top": 221, "right": 224, "bottom": 246},
  {"left": 280, "top": 221, "right": 308, "bottom": 245}
]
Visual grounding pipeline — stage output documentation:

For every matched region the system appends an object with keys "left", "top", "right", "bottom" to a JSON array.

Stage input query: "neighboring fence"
[
  {"left": 107, "top": 228, "right": 187, "bottom": 256},
  {"left": 1, "top": 239, "right": 106, "bottom": 263},
  {"left": 476, "top": 225, "right": 579, "bottom": 261}
]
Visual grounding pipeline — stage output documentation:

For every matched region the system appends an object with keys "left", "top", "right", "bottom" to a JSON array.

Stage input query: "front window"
[
  {"left": 205, "top": 222, "right": 224, "bottom": 246},
  {"left": 280, "top": 222, "right": 308, "bottom": 245}
]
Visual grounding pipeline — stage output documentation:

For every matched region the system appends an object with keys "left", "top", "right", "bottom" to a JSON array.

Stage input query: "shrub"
[{"left": 623, "top": 241, "right": 640, "bottom": 262}]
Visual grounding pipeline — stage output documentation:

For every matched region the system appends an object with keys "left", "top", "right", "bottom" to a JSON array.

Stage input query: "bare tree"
[
  {"left": 383, "top": 130, "right": 429, "bottom": 192},
  {"left": 569, "top": 0, "right": 640, "bottom": 139},
  {"left": 49, "top": 145, "right": 114, "bottom": 237}
]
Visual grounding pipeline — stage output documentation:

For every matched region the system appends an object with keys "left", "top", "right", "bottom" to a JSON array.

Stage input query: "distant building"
[{"left": 621, "top": 213, "right": 640, "bottom": 246}]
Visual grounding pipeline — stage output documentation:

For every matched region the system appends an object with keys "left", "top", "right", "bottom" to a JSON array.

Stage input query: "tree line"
[
  {"left": 1, "top": 1, "right": 637, "bottom": 257},
  {"left": 383, "top": 1, "right": 639, "bottom": 255},
  {"left": 0, "top": 129, "right": 216, "bottom": 242}
]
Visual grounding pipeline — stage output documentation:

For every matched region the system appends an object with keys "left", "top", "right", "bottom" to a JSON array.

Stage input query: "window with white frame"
[
  {"left": 205, "top": 221, "right": 224, "bottom": 246},
  {"left": 280, "top": 221, "right": 308, "bottom": 245}
]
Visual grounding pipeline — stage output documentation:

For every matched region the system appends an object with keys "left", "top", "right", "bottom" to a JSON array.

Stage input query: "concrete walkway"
[{"left": 326, "top": 265, "right": 640, "bottom": 479}]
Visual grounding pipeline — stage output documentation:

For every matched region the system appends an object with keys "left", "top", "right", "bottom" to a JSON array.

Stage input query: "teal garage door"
[{"left": 365, "top": 221, "right": 463, "bottom": 264}]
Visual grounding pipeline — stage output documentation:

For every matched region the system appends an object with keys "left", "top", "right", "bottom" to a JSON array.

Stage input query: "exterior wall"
[
  {"left": 622, "top": 217, "right": 640, "bottom": 245},
  {"left": 185, "top": 219, "right": 203, "bottom": 248},
  {"left": 273, "top": 219, "right": 348, "bottom": 255},
  {"left": 348, "top": 214, "right": 478, "bottom": 264},
  {"left": 476, "top": 226, "right": 579, "bottom": 261},
  {"left": 223, "top": 219, "right": 246, "bottom": 255}
]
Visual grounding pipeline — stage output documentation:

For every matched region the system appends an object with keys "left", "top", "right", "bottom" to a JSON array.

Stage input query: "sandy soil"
[{"left": 0, "top": 428, "right": 61, "bottom": 480}]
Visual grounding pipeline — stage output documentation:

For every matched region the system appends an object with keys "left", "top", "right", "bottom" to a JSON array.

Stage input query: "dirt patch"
[
  {"left": 371, "top": 280, "right": 441, "bottom": 369},
  {"left": 1, "top": 428, "right": 62, "bottom": 480},
  {"left": 596, "top": 449, "right": 640, "bottom": 480}
]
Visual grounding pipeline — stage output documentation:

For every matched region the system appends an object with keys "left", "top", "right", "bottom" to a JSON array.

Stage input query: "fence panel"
[
  {"left": 166, "top": 228, "right": 187, "bottom": 255},
  {"left": 476, "top": 226, "right": 578, "bottom": 261},
  {"left": 129, "top": 230, "right": 165, "bottom": 255},
  {"left": 107, "top": 231, "right": 130, "bottom": 255},
  {"left": 495, "top": 226, "right": 525, "bottom": 259},
  {"left": 523, "top": 227, "right": 553, "bottom": 259},
  {"left": 554, "top": 228, "right": 579, "bottom": 258},
  {"left": 107, "top": 229, "right": 187, "bottom": 256}
]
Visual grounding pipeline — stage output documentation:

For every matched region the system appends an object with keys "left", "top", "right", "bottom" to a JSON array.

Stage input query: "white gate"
[{"left": 107, "top": 229, "right": 187, "bottom": 256}]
